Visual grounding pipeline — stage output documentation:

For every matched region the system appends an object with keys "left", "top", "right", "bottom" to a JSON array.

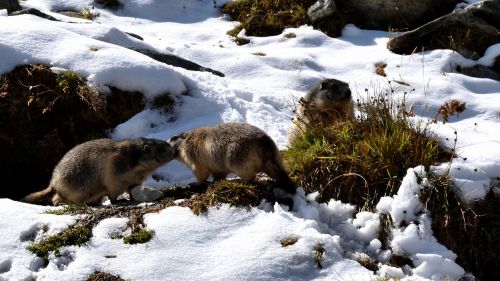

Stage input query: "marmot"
[
  {"left": 22, "top": 138, "right": 175, "bottom": 205},
  {"left": 168, "top": 123, "right": 296, "bottom": 195},
  {"left": 288, "top": 78, "right": 354, "bottom": 144}
]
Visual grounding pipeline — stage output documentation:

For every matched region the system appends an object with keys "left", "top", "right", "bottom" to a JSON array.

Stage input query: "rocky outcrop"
[
  {"left": 308, "top": 0, "right": 460, "bottom": 37},
  {"left": 0, "top": 0, "right": 21, "bottom": 13},
  {"left": 0, "top": 65, "right": 146, "bottom": 200},
  {"left": 129, "top": 48, "right": 225, "bottom": 77},
  {"left": 387, "top": 0, "right": 500, "bottom": 59}
]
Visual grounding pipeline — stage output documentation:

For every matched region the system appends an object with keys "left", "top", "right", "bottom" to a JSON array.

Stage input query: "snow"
[{"left": 1, "top": 0, "right": 499, "bottom": 280}]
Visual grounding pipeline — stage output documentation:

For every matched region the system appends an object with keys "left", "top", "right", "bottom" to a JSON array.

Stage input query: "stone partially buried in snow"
[{"left": 387, "top": 0, "right": 500, "bottom": 58}]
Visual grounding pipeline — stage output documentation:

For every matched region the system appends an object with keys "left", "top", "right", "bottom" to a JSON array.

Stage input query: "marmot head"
[
  {"left": 121, "top": 138, "right": 176, "bottom": 167},
  {"left": 310, "top": 78, "right": 352, "bottom": 109},
  {"left": 167, "top": 132, "right": 188, "bottom": 157}
]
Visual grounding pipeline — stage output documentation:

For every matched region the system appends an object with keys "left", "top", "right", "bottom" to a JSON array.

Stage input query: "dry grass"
[
  {"left": 420, "top": 172, "right": 500, "bottom": 281},
  {"left": 284, "top": 89, "right": 452, "bottom": 209},
  {"left": 221, "top": 0, "right": 317, "bottom": 37},
  {"left": 181, "top": 180, "right": 260, "bottom": 215},
  {"left": 313, "top": 243, "right": 325, "bottom": 269}
]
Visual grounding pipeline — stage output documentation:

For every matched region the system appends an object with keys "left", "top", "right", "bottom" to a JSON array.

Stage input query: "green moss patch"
[
  {"left": 123, "top": 229, "right": 155, "bottom": 244},
  {"left": 28, "top": 225, "right": 92, "bottom": 258}
]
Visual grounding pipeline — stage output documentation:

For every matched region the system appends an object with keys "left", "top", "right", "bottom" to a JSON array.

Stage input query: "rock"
[
  {"left": 129, "top": 47, "right": 225, "bottom": 77},
  {"left": 388, "top": 0, "right": 500, "bottom": 58},
  {"left": 308, "top": 0, "right": 460, "bottom": 37},
  {"left": 307, "top": 0, "right": 336, "bottom": 23},
  {"left": 10, "top": 8, "right": 59, "bottom": 21},
  {"left": 130, "top": 186, "right": 165, "bottom": 202},
  {"left": 0, "top": 0, "right": 21, "bottom": 13},
  {"left": 456, "top": 64, "right": 500, "bottom": 80}
]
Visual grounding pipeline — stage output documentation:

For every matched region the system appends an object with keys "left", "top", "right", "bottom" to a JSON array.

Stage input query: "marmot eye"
[{"left": 143, "top": 145, "right": 151, "bottom": 153}]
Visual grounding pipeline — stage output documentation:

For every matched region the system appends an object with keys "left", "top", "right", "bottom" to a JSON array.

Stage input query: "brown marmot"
[
  {"left": 168, "top": 123, "right": 296, "bottom": 195},
  {"left": 22, "top": 138, "right": 175, "bottom": 205},
  {"left": 288, "top": 78, "right": 354, "bottom": 144}
]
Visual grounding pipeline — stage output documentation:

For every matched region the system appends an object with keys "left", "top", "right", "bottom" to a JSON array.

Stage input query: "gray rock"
[
  {"left": 0, "top": 0, "right": 21, "bottom": 13},
  {"left": 307, "top": 0, "right": 336, "bottom": 23},
  {"left": 130, "top": 185, "right": 165, "bottom": 202},
  {"left": 308, "top": 0, "right": 460, "bottom": 37},
  {"left": 387, "top": 0, "right": 500, "bottom": 58}
]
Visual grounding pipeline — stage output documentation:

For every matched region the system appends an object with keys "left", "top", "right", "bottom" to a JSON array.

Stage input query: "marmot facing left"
[
  {"left": 168, "top": 123, "right": 296, "bottom": 195},
  {"left": 288, "top": 78, "right": 354, "bottom": 144},
  {"left": 22, "top": 138, "right": 175, "bottom": 205}
]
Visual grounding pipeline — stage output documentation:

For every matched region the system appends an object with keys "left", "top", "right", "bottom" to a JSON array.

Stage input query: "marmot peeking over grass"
[
  {"left": 288, "top": 78, "right": 354, "bottom": 144},
  {"left": 22, "top": 138, "right": 175, "bottom": 205},
  {"left": 168, "top": 123, "right": 296, "bottom": 195}
]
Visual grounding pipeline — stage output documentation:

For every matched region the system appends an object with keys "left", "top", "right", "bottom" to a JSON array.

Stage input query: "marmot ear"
[{"left": 143, "top": 144, "right": 152, "bottom": 153}]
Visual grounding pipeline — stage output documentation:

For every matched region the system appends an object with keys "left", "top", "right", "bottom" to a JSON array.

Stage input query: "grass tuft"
[
  {"left": 45, "top": 204, "right": 90, "bottom": 215},
  {"left": 123, "top": 229, "right": 155, "bottom": 244},
  {"left": 421, "top": 172, "right": 500, "bottom": 280},
  {"left": 284, "top": 90, "right": 452, "bottom": 209},
  {"left": 28, "top": 225, "right": 92, "bottom": 258},
  {"left": 313, "top": 243, "right": 325, "bottom": 269},
  {"left": 182, "top": 180, "right": 260, "bottom": 215},
  {"left": 221, "top": 0, "right": 317, "bottom": 37}
]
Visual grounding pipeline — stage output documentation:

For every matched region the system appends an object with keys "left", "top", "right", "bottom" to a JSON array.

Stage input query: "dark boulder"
[
  {"left": 308, "top": 0, "right": 460, "bottom": 37},
  {"left": 387, "top": 0, "right": 500, "bottom": 58},
  {"left": 0, "top": 0, "right": 21, "bottom": 13}
]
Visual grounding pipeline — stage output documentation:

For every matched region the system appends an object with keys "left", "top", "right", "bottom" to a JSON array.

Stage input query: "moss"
[
  {"left": 123, "top": 229, "right": 154, "bottom": 244},
  {"left": 182, "top": 180, "right": 260, "bottom": 215},
  {"left": 226, "top": 24, "right": 244, "bottom": 38},
  {"left": 221, "top": 0, "right": 317, "bottom": 37},
  {"left": 45, "top": 204, "right": 90, "bottom": 215},
  {"left": 28, "top": 225, "right": 92, "bottom": 258},
  {"left": 87, "top": 271, "right": 125, "bottom": 281}
]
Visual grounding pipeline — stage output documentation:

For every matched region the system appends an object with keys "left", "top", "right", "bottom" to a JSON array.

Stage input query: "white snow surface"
[{"left": 1, "top": 0, "right": 499, "bottom": 280}]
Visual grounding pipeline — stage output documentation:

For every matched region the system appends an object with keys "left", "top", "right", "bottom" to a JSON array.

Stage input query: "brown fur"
[
  {"left": 22, "top": 138, "right": 175, "bottom": 205},
  {"left": 169, "top": 123, "right": 296, "bottom": 195},
  {"left": 288, "top": 78, "right": 354, "bottom": 143}
]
